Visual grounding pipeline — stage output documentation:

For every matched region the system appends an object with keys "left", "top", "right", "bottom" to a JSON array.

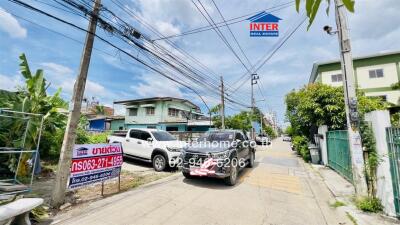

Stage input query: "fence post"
[
  {"left": 365, "top": 110, "right": 396, "bottom": 216},
  {"left": 318, "top": 125, "right": 328, "bottom": 166}
]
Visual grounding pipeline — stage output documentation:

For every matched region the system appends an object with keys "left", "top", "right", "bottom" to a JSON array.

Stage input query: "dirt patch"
[
  {"left": 27, "top": 162, "right": 177, "bottom": 223},
  {"left": 71, "top": 170, "right": 174, "bottom": 204}
]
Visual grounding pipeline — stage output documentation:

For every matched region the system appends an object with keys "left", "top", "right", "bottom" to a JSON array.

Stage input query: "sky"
[{"left": 0, "top": 0, "right": 400, "bottom": 126}]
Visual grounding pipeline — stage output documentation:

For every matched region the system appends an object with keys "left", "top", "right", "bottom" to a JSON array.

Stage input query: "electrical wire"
[
  {"left": 153, "top": 1, "right": 295, "bottom": 41},
  {"left": 211, "top": 0, "right": 253, "bottom": 68},
  {"left": 191, "top": 0, "right": 251, "bottom": 74},
  {"left": 226, "top": 15, "right": 307, "bottom": 94}
]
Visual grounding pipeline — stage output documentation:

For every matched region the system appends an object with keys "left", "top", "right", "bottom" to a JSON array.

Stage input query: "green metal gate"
[
  {"left": 327, "top": 130, "right": 353, "bottom": 182},
  {"left": 386, "top": 127, "right": 400, "bottom": 216}
]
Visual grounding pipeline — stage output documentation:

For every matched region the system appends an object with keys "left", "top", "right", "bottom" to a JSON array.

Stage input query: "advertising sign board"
[{"left": 68, "top": 143, "right": 123, "bottom": 189}]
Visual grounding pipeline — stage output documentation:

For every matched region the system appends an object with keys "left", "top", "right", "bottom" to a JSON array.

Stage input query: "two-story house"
[
  {"left": 114, "top": 97, "right": 212, "bottom": 132},
  {"left": 309, "top": 51, "right": 400, "bottom": 105}
]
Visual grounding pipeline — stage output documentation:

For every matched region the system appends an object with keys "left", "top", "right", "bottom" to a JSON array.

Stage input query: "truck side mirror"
[{"left": 147, "top": 137, "right": 153, "bottom": 142}]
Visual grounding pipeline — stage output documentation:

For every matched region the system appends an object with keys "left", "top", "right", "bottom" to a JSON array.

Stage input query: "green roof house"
[{"left": 309, "top": 51, "right": 400, "bottom": 105}]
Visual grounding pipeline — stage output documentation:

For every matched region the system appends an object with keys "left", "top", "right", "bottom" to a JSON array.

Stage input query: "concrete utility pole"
[
  {"left": 334, "top": 0, "right": 368, "bottom": 196},
  {"left": 220, "top": 76, "right": 225, "bottom": 129},
  {"left": 260, "top": 110, "right": 263, "bottom": 134},
  {"left": 250, "top": 74, "right": 258, "bottom": 139},
  {"left": 51, "top": 0, "right": 101, "bottom": 207}
]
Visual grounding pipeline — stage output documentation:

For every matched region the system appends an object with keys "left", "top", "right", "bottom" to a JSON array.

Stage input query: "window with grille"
[
  {"left": 128, "top": 108, "right": 137, "bottom": 116},
  {"left": 146, "top": 107, "right": 155, "bottom": 115},
  {"left": 369, "top": 69, "right": 384, "bottom": 78},
  {"left": 331, "top": 74, "right": 343, "bottom": 82},
  {"left": 168, "top": 108, "right": 179, "bottom": 117}
]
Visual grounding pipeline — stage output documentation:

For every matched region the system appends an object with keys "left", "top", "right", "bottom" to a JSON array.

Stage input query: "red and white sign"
[{"left": 68, "top": 143, "right": 123, "bottom": 189}]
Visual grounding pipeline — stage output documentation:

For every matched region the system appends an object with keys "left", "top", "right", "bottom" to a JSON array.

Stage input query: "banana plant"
[{"left": 1, "top": 54, "right": 68, "bottom": 175}]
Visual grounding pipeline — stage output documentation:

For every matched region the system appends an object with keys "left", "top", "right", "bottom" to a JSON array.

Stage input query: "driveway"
[
  {"left": 53, "top": 139, "right": 350, "bottom": 225},
  {"left": 121, "top": 157, "right": 153, "bottom": 173}
]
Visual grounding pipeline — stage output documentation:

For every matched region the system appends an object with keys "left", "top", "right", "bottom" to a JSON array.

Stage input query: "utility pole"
[
  {"left": 334, "top": 0, "right": 368, "bottom": 196},
  {"left": 260, "top": 110, "right": 263, "bottom": 134},
  {"left": 220, "top": 76, "right": 225, "bottom": 129},
  {"left": 250, "top": 74, "right": 259, "bottom": 139},
  {"left": 51, "top": 0, "right": 101, "bottom": 207}
]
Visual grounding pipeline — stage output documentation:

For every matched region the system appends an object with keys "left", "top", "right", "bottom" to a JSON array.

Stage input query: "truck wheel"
[
  {"left": 182, "top": 171, "right": 193, "bottom": 179},
  {"left": 153, "top": 154, "right": 166, "bottom": 172},
  {"left": 247, "top": 151, "right": 255, "bottom": 168},
  {"left": 224, "top": 158, "right": 238, "bottom": 186}
]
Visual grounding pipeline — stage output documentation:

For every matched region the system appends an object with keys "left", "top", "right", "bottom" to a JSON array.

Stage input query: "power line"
[
  {"left": 191, "top": 0, "right": 251, "bottom": 74},
  {"left": 9, "top": 0, "right": 250, "bottom": 109},
  {"left": 226, "top": 15, "right": 307, "bottom": 94},
  {"left": 8, "top": 0, "right": 217, "bottom": 109},
  {"left": 153, "top": 1, "right": 295, "bottom": 41},
  {"left": 107, "top": 0, "right": 250, "bottom": 103},
  {"left": 109, "top": 0, "right": 222, "bottom": 85},
  {"left": 211, "top": 0, "right": 253, "bottom": 68}
]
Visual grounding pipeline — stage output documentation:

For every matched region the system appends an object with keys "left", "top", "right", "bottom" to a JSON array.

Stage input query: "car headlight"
[
  {"left": 167, "top": 147, "right": 183, "bottom": 152},
  {"left": 211, "top": 150, "right": 230, "bottom": 159}
]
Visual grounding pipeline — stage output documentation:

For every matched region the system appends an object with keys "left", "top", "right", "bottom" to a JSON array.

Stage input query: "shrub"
[
  {"left": 87, "top": 132, "right": 110, "bottom": 144},
  {"left": 292, "top": 135, "right": 310, "bottom": 161},
  {"left": 356, "top": 197, "right": 383, "bottom": 213},
  {"left": 330, "top": 201, "right": 346, "bottom": 208}
]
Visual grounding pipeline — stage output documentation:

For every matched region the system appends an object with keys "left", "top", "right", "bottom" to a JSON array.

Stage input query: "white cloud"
[
  {"left": 40, "top": 62, "right": 111, "bottom": 100},
  {"left": 127, "top": 0, "right": 216, "bottom": 39},
  {"left": 0, "top": 74, "right": 24, "bottom": 91},
  {"left": 0, "top": 8, "right": 27, "bottom": 38},
  {"left": 40, "top": 62, "right": 73, "bottom": 76},
  {"left": 154, "top": 21, "right": 181, "bottom": 36},
  {"left": 130, "top": 72, "right": 184, "bottom": 98},
  {"left": 86, "top": 80, "right": 105, "bottom": 94}
]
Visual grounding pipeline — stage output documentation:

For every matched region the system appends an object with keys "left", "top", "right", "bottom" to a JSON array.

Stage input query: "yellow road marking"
[{"left": 244, "top": 168, "right": 302, "bottom": 194}]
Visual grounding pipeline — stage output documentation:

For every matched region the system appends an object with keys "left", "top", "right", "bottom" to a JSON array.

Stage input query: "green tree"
[
  {"left": 263, "top": 125, "right": 277, "bottom": 139},
  {"left": 0, "top": 54, "right": 68, "bottom": 168},
  {"left": 94, "top": 105, "right": 105, "bottom": 115},
  {"left": 210, "top": 104, "right": 222, "bottom": 128},
  {"left": 225, "top": 111, "right": 252, "bottom": 132},
  {"left": 295, "top": 0, "right": 355, "bottom": 28},
  {"left": 285, "top": 83, "right": 387, "bottom": 138}
]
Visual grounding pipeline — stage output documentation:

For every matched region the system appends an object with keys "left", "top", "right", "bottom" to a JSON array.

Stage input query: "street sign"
[{"left": 68, "top": 143, "right": 123, "bottom": 189}]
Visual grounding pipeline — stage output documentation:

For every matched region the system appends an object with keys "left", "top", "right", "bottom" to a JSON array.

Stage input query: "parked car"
[
  {"left": 107, "top": 129, "right": 185, "bottom": 171},
  {"left": 282, "top": 136, "right": 292, "bottom": 142},
  {"left": 255, "top": 134, "right": 271, "bottom": 145},
  {"left": 181, "top": 130, "right": 255, "bottom": 186}
]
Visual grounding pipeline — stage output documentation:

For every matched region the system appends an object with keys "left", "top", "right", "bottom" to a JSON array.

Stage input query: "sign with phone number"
[{"left": 68, "top": 143, "right": 123, "bottom": 189}]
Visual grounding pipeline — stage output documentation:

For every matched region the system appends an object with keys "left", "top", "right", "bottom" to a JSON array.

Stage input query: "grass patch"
[
  {"left": 355, "top": 196, "right": 383, "bottom": 213},
  {"left": 346, "top": 212, "right": 358, "bottom": 225},
  {"left": 129, "top": 173, "right": 171, "bottom": 189},
  {"left": 330, "top": 200, "right": 346, "bottom": 208}
]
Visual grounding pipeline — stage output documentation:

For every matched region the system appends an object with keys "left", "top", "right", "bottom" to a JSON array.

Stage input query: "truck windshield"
[
  {"left": 197, "top": 132, "right": 234, "bottom": 142},
  {"left": 151, "top": 131, "right": 177, "bottom": 141}
]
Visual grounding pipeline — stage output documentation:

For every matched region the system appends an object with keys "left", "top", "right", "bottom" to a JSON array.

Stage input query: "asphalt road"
[{"left": 54, "top": 139, "right": 350, "bottom": 225}]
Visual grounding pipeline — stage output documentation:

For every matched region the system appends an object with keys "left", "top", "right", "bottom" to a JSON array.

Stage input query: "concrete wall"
[
  {"left": 110, "top": 119, "right": 125, "bottom": 130},
  {"left": 356, "top": 63, "right": 398, "bottom": 89},
  {"left": 321, "top": 70, "right": 343, "bottom": 87},
  {"left": 365, "top": 91, "right": 400, "bottom": 105},
  {"left": 364, "top": 110, "right": 396, "bottom": 216}
]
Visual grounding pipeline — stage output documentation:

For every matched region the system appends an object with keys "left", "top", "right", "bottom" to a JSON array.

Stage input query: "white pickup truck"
[{"left": 107, "top": 128, "right": 185, "bottom": 171}]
